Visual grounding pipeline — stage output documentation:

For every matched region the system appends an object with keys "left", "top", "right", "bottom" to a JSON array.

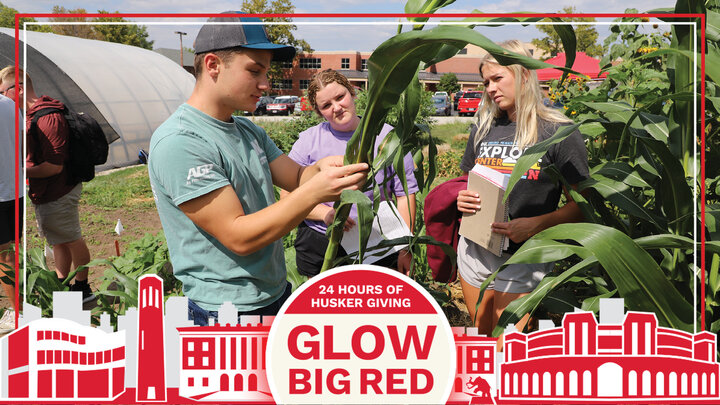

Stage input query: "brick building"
[{"left": 271, "top": 43, "right": 545, "bottom": 97}]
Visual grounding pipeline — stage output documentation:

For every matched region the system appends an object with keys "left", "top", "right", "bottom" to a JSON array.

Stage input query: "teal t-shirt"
[{"left": 148, "top": 103, "right": 285, "bottom": 311}]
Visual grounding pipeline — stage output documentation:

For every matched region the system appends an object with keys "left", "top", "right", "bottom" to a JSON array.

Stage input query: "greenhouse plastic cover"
[{"left": 0, "top": 28, "right": 195, "bottom": 169}]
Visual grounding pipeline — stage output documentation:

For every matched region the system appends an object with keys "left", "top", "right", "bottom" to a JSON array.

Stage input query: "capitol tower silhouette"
[{"left": 136, "top": 275, "right": 167, "bottom": 402}]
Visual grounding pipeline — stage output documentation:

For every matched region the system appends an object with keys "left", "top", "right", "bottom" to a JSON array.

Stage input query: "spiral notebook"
[{"left": 458, "top": 164, "right": 510, "bottom": 257}]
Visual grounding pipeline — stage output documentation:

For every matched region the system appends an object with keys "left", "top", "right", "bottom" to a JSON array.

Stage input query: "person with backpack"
[
  {"left": 0, "top": 93, "right": 22, "bottom": 331},
  {"left": 0, "top": 66, "right": 95, "bottom": 303}
]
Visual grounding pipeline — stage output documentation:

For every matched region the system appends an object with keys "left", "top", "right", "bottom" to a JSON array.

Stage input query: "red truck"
[{"left": 457, "top": 91, "right": 483, "bottom": 116}]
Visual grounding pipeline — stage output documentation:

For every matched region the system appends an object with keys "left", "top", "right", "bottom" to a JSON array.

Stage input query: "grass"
[
  {"left": 427, "top": 121, "right": 472, "bottom": 149},
  {"left": 81, "top": 166, "right": 154, "bottom": 211}
]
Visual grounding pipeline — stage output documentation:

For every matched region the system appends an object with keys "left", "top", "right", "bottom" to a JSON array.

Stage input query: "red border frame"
[{"left": 10, "top": 11, "right": 707, "bottom": 331}]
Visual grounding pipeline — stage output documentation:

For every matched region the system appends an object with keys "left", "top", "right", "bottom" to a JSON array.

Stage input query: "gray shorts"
[
  {"left": 457, "top": 236, "right": 554, "bottom": 294},
  {"left": 35, "top": 184, "right": 83, "bottom": 246}
]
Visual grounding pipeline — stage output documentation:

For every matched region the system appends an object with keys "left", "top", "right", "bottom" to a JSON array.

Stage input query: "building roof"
[
  {"left": 536, "top": 52, "right": 607, "bottom": 81},
  {"left": 154, "top": 47, "right": 195, "bottom": 68}
]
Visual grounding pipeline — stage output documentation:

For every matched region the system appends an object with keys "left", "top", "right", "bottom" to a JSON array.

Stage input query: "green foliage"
[
  {"left": 531, "top": 6, "right": 604, "bottom": 59},
  {"left": 43, "top": 6, "right": 153, "bottom": 49},
  {"left": 19, "top": 247, "right": 76, "bottom": 318},
  {"left": 354, "top": 87, "right": 436, "bottom": 129},
  {"left": 500, "top": 3, "right": 719, "bottom": 338},
  {"left": 429, "top": 150, "right": 464, "bottom": 181},
  {"left": 81, "top": 166, "right": 154, "bottom": 210},
  {"left": 438, "top": 72, "right": 460, "bottom": 94},
  {"left": 93, "top": 232, "right": 180, "bottom": 325},
  {"left": 320, "top": 20, "right": 570, "bottom": 271},
  {"left": 0, "top": 2, "right": 51, "bottom": 32},
  {"left": 49, "top": 6, "right": 103, "bottom": 40},
  {"left": 93, "top": 11, "right": 154, "bottom": 50},
  {"left": 258, "top": 113, "right": 323, "bottom": 154}
]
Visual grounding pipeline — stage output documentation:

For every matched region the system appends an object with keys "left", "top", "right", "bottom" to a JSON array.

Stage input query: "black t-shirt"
[{"left": 460, "top": 116, "right": 589, "bottom": 251}]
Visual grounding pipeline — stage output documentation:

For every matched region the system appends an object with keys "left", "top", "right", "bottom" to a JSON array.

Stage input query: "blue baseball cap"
[{"left": 194, "top": 11, "right": 296, "bottom": 62}]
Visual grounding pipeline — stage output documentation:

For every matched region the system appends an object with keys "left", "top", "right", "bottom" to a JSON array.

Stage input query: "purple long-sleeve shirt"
[{"left": 288, "top": 121, "right": 419, "bottom": 234}]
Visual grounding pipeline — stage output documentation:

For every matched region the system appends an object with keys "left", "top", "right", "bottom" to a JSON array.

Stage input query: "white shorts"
[{"left": 457, "top": 236, "right": 554, "bottom": 294}]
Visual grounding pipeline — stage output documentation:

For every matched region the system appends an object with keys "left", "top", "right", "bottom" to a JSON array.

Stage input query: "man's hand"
[
  {"left": 457, "top": 189, "right": 481, "bottom": 214},
  {"left": 491, "top": 217, "right": 543, "bottom": 243},
  {"left": 301, "top": 161, "right": 369, "bottom": 203},
  {"left": 315, "top": 155, "right": 345, "bottom": 171}
]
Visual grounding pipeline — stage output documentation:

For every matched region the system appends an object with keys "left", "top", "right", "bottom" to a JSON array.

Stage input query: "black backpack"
[{"left": 30, "top": 106, "right": 109, "bottom": 184}]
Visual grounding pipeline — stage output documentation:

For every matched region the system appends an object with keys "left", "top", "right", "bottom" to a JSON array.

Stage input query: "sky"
[{"left": 3, "top": 0, "right": 675, "bottom": 52}]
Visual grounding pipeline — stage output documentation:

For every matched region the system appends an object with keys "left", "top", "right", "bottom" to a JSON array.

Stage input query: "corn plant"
[
  {"left": 320, "top": 7, "right": 578, "bottom": 272},
  {"left": 493, "top": 1, "right": 720, "bottom": 337}
]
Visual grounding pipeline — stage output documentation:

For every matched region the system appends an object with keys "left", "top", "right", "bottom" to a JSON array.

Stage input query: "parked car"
[
  {"left": 453, "top": 91, "right": 464, "bottom": 111},
  {"left": 434, "top": 91, "right": 449, "bottom": 99},
  {"left": 432, "top": 95, "right": 451, "bottom": 116},
  {"left": 267, "top": 96, "right": 299, "bottom": 115},
  {"left": 247, "top": 96, "right": 274, "bottom": 115},
  {"left": 457, "top": 91, "right": 483, "bottom": 116}
]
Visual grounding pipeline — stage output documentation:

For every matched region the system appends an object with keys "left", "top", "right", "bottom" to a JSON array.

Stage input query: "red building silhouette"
[
  {"left": 2, "top": 318, "right": 125, "bottom": 400},
  {"left": 500, "top": 311, "right": 719, "bottom": 401},
  {"left": 448, "top": 327, "right": 498, "bottom": 404},
  {"left": 136, "top": 275, "right": 167, "bottom": 402},
  {"left": 176, "top": 322, "right": 273, "bottom": 402}
]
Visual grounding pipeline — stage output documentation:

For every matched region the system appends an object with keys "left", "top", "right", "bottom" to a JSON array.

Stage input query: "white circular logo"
[{"left": 267, "top": 265, "right": 455, "bottom": 404}]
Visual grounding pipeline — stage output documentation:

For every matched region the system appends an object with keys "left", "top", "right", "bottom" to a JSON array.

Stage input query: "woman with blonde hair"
[{"left": 456, "top": 40, "right": 589, "bottom": 336}]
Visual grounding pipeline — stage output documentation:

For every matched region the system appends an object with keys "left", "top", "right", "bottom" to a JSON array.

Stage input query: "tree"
[
  {"left": 93, "top": 10, "right": 153, "bottom": 50},
  {"left": 241, "top": 0, "right": 313, "bottom": 82},
  {"left": 48, "top": 6, "right": 102, "bottom": 40},
  {"left": 0, "top": 2, "right": 51, "bottom": 32},
  {"left": 531, "top": 6, "right": 603, "bottom": 60},
  {"left": 44, "top": 7, "right": 153, "bottom": 49},
  {"left": 438, "top": 72, "right": 460, "bottom": 94}
]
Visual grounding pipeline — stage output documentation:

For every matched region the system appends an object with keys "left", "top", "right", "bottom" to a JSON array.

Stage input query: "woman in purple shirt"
[{"left": 283, "top": 69, "right": 418, "bottom": 277}]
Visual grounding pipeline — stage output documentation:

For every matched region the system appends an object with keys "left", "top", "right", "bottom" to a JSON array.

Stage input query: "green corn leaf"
[
  {"left": 521, "top": 223, "right": 694, "bottom": 331},
  {"left": 543, "top": 289, "right": 581, "bottom": 314},
  {"left": 403, "top": 0, "right": 458, "bottom": 30},
  {"left": 26, "top": 271, "right": 41, "bottom": 298},
  {"left": 494, "top": 256, "right": 599, "bottom": 335},
  {"left": 590, "top": 161, "right": 651, "bottom": 188},
  {"left": 96, "top": 289, "right": 136, "bottom": 303},
  {"left": 710, "top": 253, "right": 719, "bottom": 296},
  {"left": 323, "top": 24, "right": 577, "bottom": 271},
  {"left": 504, "top": 238, "right": 588, "bottom": 264},
  {"left": 504, "top": 122, "right": 583, "bottom": 202},
  {"left": 631, "top": 131, "right": 694, "bottom": 234},
  {"left": 633, "top": 234, "right": 720, "bottom": 257},
  {"left": 552, "top": 19, "right": 576, "bottom": 83},
  {"left": 708, "top": 8, "right": 720, "bottom": 42},
  {"left": 638, "top": 111, "right": 670, "bottom": 141},
  {"left": 581, "top": 289, "right": 618, "bottom": 313},
  {"left": 457, "top": 11, "right": 543, "bottom": 25},
  {"left": 543, "top": 164, "right": 600, "bottom": 223},
  {"left": 641, "top": 47, "right": 718, "bottom": 85},
  {"left": 579, "top": 174, "right": 667, "bottom": 231}
]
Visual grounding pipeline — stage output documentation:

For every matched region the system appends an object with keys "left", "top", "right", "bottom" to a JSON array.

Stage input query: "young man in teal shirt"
[{"left": 149, "top": 13, "right": 368, "bottom": 325}]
